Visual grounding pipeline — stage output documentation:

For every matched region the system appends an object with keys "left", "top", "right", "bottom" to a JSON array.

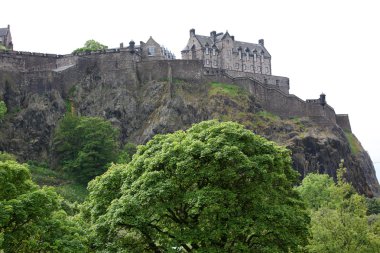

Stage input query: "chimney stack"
[
  {"left": 190, "top": 28, "right": 195, "bottom": 37},
  {"left": 129, "top": 40, "right": 135, "bottom": 52},
  {"left": 259, "top": 39, "right": 264, "bottom": 46}
]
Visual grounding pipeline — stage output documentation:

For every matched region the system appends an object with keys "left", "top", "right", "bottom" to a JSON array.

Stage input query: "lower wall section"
[{"left": 336, "top": 114, "right": 352, "bottom": 132}]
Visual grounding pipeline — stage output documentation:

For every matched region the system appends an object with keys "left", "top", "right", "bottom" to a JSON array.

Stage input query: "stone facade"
[
  {"left": 181, "top": 29, "right": 271, "bottom": 75},
  {"left": 0, "top": 25, "right": 13, "bottom": 50},
  {"left": 138, "top": 36, "right": 175, "bottom": 60}
]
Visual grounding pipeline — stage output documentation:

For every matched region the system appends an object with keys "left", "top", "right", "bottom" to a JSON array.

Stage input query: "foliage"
[
  {"left": 117, "top": 142, "right": 137, "bottom": 164},
  {"left": 209, "top": 82, "right": 246, "bottom": 97},
  {"left": 53, "top": 115, "right": 119, "bottom": 184},
  {"left": 55, "top": 183, "right": 88, "bottom": 203},
  {"left": 345, "top": 131, "right": 361, "bottom": 155},
  {"left": 0, "top": 158, "right": 88, "bottom": 252},
  {"left": 0, "top": 44, "right": 7, "bottom": 51},
  {"left": 296, "top": 162, "right": 380, "bottom": 252},
  {"left": 82, "top": 120, "right": 309, "bottom": 252},
  {"left": 367, "top": 198, "right": 380, "bottom": 215},
  {"left": 0, "top": 100, "right": 7, "bottom": 120},
  {"left": 0, "top": 151, "right": 16, "bottom": 162},
  {"left": 73, "top": 39, "right": 108, "bottom": 54}
]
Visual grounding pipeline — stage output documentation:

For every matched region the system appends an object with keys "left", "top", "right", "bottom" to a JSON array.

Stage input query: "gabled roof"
[
  {"left": 190, "top": 31, "right": 271, "bottom": 58},
  {"left": 234, "top": 41, "right": 271, "bottom": 58},
  {"left": 0, "top": 27, "right": 9, "bottom": 37}
]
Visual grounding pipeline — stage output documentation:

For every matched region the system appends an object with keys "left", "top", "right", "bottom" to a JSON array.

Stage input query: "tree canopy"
[
  {"left": 82, "top": 120, "right": 309, "bottom": 252},
  {"left": 53, "top": 115, "right": 119, "bottom": 184},
  {"left": 296, "top": 163, "right": 380, "bottom": 253},
  {"left": 73, "top": 39, "right": 108, "bottom": 54},
  {"left": 0, "top": 156, "right": 88, "bottom": 252}
]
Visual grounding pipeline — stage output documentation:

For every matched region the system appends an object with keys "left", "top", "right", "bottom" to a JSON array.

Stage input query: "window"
[
  {"left": 213, "top": 60, "right": 217, "bottom": 66},
  {"left": 276, "top": 80, "right": 279, "bottom": 86},
  {"left": 212, "top": 48, "right": 216, "bottom": 56},
  {"left": 205, "top": 47, "right": 209, "bottom": 55},
  {"left": 243, "top": 64, "right": 247, "bottom": 70},
  {"left": 148, "top": 47, "right": 155, "bottom": 56},
  {"left": 235, "top": 63, "right": 239, "bottom": 69},
  {"left": 206, "top": 59, "right": 209, "bottom": 65},
  {"left": 246, "top": 52, "right": 249, "bottom": 61},
  {"left": 239, "top": 51, "right": 242, "bottom": 59},
  {"left": 266, "top": 67, "right": 269, "bottom": 74},
  {"left": 253, "top": 54, "right": 257, "bottom": 62}
]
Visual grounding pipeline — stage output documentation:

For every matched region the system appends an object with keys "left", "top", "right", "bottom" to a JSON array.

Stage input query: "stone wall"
[
  {"left": 336, "top": 114, "right": 352, "bottom": 133},
  {"left": 224, "top": 70, "right": 289, "bottom": 94},
  {"left": 137, "top": 60, "right": 204, "bottom": 83},
  {"left": 0, "top": 51, "right": 351, "bottom": 132}
]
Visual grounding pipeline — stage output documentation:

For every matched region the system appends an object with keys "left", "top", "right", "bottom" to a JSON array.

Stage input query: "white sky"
[{"left": 2, "top": 0, "right": 380, "bottom": 178}]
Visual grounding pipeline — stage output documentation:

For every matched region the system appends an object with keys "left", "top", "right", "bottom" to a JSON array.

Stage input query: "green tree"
[
  {"left": 297, "top": 163, "right": 380, "bottom": 253},
  {"left": 0, "top": 101, "right": 7, "bottom": 120},
  {"left": 82, "top": 120, "right": 309, "bottom": 252},
  {"left": 73, "top": 39, "right": 108, "bottom": 54},
  {"left": 117, "top": 142, "right": 137, "bottom": 164},
  {"left": 53, "top": 115, "right": 119, "bottom": 184},
  {"left": 0, "top": 158, "right": 88, "bottom": 252}
]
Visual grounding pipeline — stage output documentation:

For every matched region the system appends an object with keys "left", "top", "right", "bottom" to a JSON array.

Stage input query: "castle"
[
  {"left": 0, "top": 26, "right": 352, "bottom": 133},
  {"left": 0, "top": 25, "right": 13, "bottom": 50},
  {"left": 182, "top": 29, "right": 271, "bottom": 75}
]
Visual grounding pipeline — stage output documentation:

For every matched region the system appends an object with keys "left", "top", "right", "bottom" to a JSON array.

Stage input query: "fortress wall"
[
  {"left": 206, "top": 70, "right": 339, "bottom": 126},
  {"left": 56, "top": 55, "right": 78, "bottom": 68},
  {"left": 137, "top": 60, "right": 204, "bottom": 83},
  {"left": 0, "top": 51, "right": 64, "bottom": 71},
  {"left": 0, "top": 54, "right": 25, "bottom": 71},
  {"left": 336, "top": 114, "right": 352, "bottom": 132},
  {"left": 225, "top": 70, "right": 290, "bottom": 94}
]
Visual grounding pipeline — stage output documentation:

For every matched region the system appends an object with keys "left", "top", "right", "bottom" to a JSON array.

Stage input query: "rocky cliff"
[{"left": 0, "top": 56, "right": 379, "bottom": 197}]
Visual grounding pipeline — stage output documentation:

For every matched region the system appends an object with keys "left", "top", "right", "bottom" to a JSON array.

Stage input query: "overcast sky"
[{"left": 2, "top": 0, "right": 379, "bottom": 178}]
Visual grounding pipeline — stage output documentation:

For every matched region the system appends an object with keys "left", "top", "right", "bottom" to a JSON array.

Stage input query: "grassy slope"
[{"left": 28, "top": 162, "right": 88, "bottom": 203}]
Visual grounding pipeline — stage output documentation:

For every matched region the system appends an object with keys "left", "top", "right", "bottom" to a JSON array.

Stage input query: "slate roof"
[
  {"left": 192, "top": 32, "right": 271, "bottom": 58},
  {"left": 0, "top": 28, "right": 9, "bottom": 37}
]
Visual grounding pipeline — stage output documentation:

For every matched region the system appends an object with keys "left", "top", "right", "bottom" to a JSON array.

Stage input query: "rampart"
[
  {"left": 136, "top": 60, "right": 351, "bottom": 131},
  {"left": 0, "top": 51, "right": 351, "bottom": 132}
]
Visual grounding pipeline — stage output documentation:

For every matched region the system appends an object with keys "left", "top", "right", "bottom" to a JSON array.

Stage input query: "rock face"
[{"left": 0, "top": 57, "right": 379, "bottom": 197}]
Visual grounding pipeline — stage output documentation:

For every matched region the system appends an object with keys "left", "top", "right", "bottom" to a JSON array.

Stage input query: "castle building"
[
  {"left": 123, "top": 36, "right": 175, "bottom": 61},
  {"left": 181, "top": 29, "right": 271, "bottom": 75},
  {"left": 0, "top": 25, "right": 13, "bottom": 50}
]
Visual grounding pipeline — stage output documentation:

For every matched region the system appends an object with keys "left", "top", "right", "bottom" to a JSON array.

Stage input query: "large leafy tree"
[
  {"left": 0, "top": 156, "right": 88, "bottom": 252},
  {"left": 53, "top": 115, "right": 119, "bottom": 184},
  {"left": 73, "top": 39, "right": 108, "bottom": 54},
  {"left": 296, "top": 164, "right": 380, "bottom": 253},
  {"left": 82, "top": 120, "right": 309, "bottom": 252}
]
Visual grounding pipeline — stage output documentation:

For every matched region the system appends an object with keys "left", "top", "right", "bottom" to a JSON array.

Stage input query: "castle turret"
[{"left": 320, "top": 93, "right": 326, "bottom": 107}]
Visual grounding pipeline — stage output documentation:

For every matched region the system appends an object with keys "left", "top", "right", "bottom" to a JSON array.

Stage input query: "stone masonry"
[{"left": 0, "top": 25, "right": 13, "bottom": 50}]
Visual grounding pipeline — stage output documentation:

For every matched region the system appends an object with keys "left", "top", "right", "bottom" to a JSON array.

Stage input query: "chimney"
[
  {"left": 120, "top": 42, "right": 124, "bottom": 49},
  {"left": 231, "top": 36, "right": 235, "bottom": 41},
  {"left": 129, "top": 40, "right": 135, "bottom": 52},
  {"left": 259, "top": 39, "right": 264, "bottom": 46},
  {"left": 190, "top": 28, "right": 195, "bottom": 37},
  {"left": 210, "top": 31, "right": 217, "bottom": 42},
  {"left": 7, "top": 24, "right": 10, "bottom": 29}
]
